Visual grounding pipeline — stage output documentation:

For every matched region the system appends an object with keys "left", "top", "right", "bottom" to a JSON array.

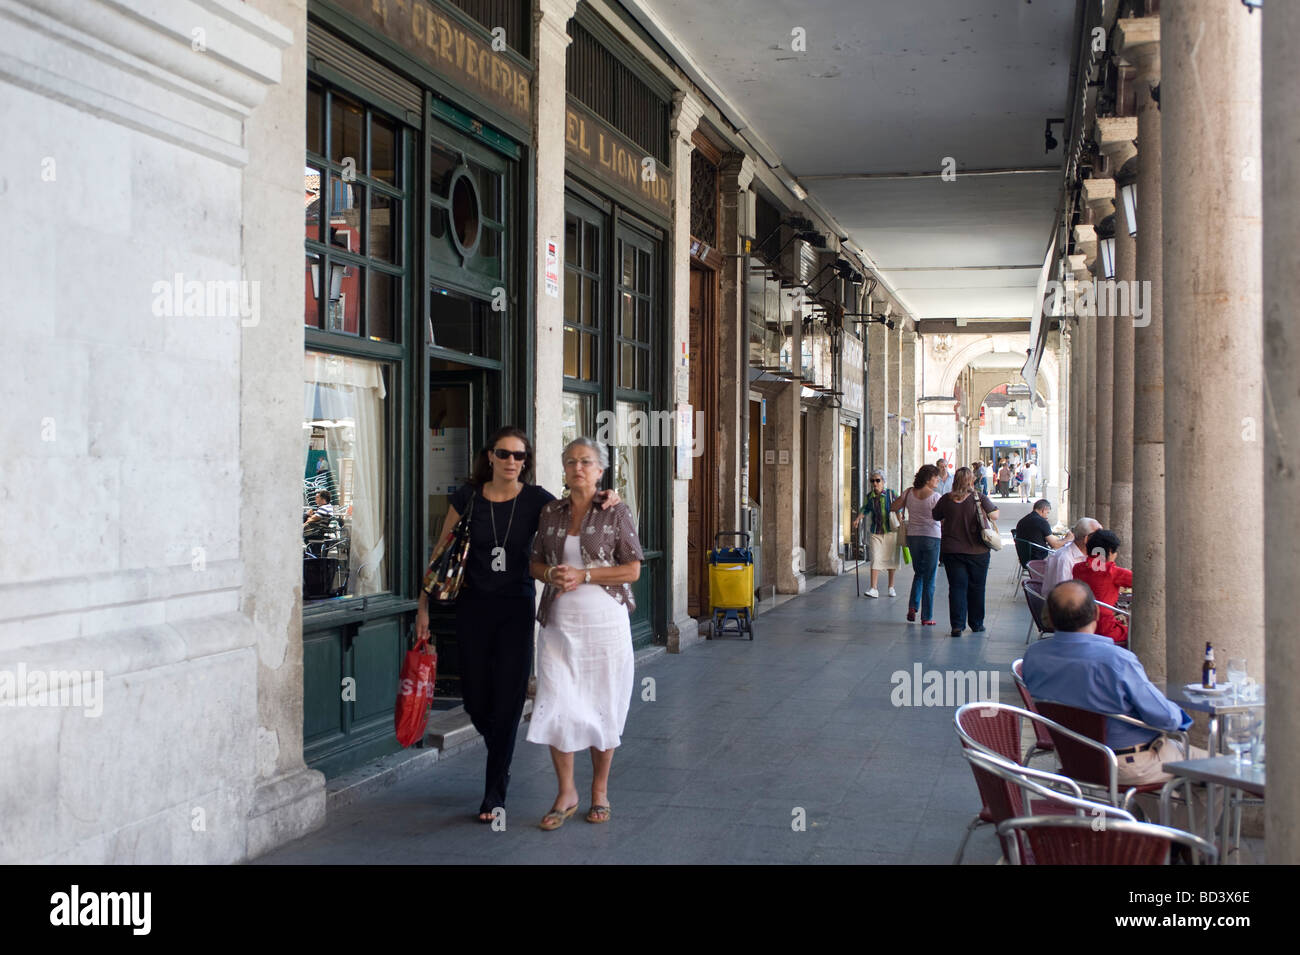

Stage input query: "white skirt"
[{"left": 527, "top": 581, "right": 634, "bottom": 753}]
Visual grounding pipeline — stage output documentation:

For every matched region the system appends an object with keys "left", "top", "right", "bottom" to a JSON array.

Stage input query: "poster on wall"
[
  {"left": 674, "top": 403, "right": 693, "bottom": 480},
  {"left": 428, "top": 427, "right": 469, "bottom": 495}
]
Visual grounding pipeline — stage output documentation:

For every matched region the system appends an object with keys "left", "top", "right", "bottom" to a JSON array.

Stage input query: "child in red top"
[{"left": 1070, "top": 529, "right": 1132, "bottom": 643}]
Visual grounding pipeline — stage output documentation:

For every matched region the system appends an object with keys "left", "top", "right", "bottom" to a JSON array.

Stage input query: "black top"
[
  {"left": 1014, "top": 512, "right": 1053, "bottom": 566},
  {"left": 450, "top": 483, "right": 556, "bottom": 598},
  {"left": 931, "top": 492, "right": 998, "bottom": 555}
]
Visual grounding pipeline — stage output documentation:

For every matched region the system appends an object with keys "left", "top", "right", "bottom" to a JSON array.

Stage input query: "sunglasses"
[
  {"left": 491, "top": 448, "right": 527, "bottom": 461},
  {"left": 871, "top": 478, "right": 882, "bottom": 484}
]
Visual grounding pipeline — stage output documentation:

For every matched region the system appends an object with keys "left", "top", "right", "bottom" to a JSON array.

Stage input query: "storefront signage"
[
  {"left": 565, "top": 101, "right": 672, "bottom": 218},
  {"left": 334, "top": 0, "right": 531, "bottom": 124}
]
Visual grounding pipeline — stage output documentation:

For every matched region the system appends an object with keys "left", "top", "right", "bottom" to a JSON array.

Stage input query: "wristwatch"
[{"left": 584, "top": 570, "right": 591, "bottom": 584}]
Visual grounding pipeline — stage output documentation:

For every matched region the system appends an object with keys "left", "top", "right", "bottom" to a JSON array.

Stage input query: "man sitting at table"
[
  {"left": 1038, "top": 516, "right": 1101, "bottom": 595},
  {"left": 1013, "top": 499, "right": 1069, "bottom": 568},
  {"left": 1023, "top": 581, "right": 1202, "bottom": 789}
]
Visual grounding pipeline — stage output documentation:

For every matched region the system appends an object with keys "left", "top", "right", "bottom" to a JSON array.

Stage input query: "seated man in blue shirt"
[{"left": 1023, "top": 580, "right": 1198, "bottom": 787}]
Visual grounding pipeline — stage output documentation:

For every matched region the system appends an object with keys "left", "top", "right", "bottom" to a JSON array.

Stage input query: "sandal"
[
  {"left": 539, "top": 804, "right": 578, "bottom": 831},
  {"left": 585, "top": 805, "right": 611, "bottom": 824}
]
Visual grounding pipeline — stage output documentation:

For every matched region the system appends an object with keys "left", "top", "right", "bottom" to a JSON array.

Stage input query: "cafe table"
[
  {"left": 1160, "top": 756, "right": 1264, "bottom": 864},
  {"left": 1158, "top": 682, "right": 1264, "bottom": 756}
]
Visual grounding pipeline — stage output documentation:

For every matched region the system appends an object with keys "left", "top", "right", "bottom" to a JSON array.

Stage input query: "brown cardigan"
[{"left": 531, "top": 496, "right": 644, "bottom": 626}]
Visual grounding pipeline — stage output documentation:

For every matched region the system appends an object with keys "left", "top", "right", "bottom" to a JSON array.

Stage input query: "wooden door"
[{"left": 687, "top": 265, "right": 716, "bottom": 616}]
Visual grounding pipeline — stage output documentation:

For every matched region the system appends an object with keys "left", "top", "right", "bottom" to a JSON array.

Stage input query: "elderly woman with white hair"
[
  {"left": 853, "top": 469, "right": 901, "bottom": 598},
  {"left": 528, "top": 437, "right": 643, "bottom": 830}
]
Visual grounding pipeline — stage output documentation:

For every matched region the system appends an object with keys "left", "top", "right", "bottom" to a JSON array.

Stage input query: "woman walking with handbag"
[
  {"left": 932, "top": 466, "right": 1000, "bottom": 638},
  {"left": 891, "top": 464, "right": 942, "bottom": 625},
  {"left": 414, "top": 426, "right": 618, "bottom": 823}
]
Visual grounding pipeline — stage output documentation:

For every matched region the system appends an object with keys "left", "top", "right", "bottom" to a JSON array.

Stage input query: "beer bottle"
[{"left": 1201, "top": 642, "right": 1216, "bottom": 690}]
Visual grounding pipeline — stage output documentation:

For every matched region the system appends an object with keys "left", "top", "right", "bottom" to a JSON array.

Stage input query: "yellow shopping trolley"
[{"left": 708, "top": 532, "right": 754, "bottom": 640}]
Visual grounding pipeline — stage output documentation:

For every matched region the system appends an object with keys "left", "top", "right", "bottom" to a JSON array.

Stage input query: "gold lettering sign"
[
  {"left": 565, "top": 103, "right": 672, "bottom": 219},
  {"left": 331, "top": 0, "right": 531, "bottom": 124}
]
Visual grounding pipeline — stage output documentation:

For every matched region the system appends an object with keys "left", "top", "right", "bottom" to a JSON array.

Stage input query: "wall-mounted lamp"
[
  {"left": 1119, "top": 180, "right": 1137, "bottom": 237},
  {"left": 1044, "top": 117, "right": 1064, "bottom": 153},
  {"left": 1099, "top": 236, "right": 1117, "bottom": 280}
]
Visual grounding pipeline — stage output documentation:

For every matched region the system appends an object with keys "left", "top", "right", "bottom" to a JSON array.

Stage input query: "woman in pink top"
[{"left": 892, "top": 464, "right": 943, "bottom": 624}]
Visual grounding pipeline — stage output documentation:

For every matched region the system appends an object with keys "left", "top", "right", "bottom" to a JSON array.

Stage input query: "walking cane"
[{"left": 854, "top": 520, "right": 861, "bottom": 596}]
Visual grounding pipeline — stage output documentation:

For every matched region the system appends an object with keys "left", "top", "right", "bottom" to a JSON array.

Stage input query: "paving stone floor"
[{"left": 252, "top": 500, "right": 1169, "bottom": 865}]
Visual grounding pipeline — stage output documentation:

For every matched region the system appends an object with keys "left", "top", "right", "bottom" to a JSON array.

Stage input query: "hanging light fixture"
[
  {"left": 1120, "top": 181, "right": 1137, "bottom": 236},
  {"left": 1099, "top": 236, "right": 1117, "bottom": 280}
]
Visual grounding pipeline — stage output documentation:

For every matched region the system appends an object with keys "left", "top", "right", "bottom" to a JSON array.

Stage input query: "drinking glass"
[
  {"left": 1222, "top": 713, "right": 1255, "bottom": 769},
  {"left": 1227, "top": 658, "right": 1248, "bottom": 701}
]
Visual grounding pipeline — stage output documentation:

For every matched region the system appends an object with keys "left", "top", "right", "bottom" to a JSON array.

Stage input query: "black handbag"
[{"left": 422, "top": 494, "right": 475, "bottom": 602}]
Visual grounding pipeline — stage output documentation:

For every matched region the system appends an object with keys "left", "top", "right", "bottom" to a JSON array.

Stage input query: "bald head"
[{"left": 1047, "top": 580, "right": 1098, "bottom": 633}]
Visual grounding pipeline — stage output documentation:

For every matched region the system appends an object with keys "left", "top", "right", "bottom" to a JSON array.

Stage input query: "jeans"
[
  {"left": 907, "top": 536, "right": 941, "bottom": 620},
  {"left": 942, "top": 550, "right": 991, "bottom": 632}
]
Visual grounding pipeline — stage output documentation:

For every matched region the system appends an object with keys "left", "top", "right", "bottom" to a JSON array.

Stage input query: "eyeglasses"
[
  {"left": 492, "top": 448, "right": 527, "bottom": 461},
  {"left": 870, "top": 478, "right": 882, "bottom": 484},
  {"left": 564, "top": 457, "right": 600, "bottom": 469}
]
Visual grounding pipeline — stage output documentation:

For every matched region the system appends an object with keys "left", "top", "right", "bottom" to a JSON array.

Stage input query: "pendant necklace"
[{"left": 488, "top": 486, "right": 519, "bottom": 572}]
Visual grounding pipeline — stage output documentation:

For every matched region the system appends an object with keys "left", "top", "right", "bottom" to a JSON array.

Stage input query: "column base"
[
  {"left": 665, "top": 613, "right": 702, "bottom": 654},
  {"left": 245, "top": 766, "right": 327, "bottom": 860}
]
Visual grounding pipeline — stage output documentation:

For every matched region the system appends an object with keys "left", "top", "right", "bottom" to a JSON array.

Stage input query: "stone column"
[
  {"left": 812, "top": 404, "right": 842, "bottom": 574},
  {"left": 774, "top": 309, "right": 805, "bottom": 594},
  {"left": 867, "top": 309, "right": 890, "bottom": 479},
  {"left": 1262, "top": 0, "right": 1300, "bottom": 864},
  {"left": 1072, "top": 241, "right": 1098, "bottom": 520},
  {"left": 665, "top": 91, "right": 704, "bottom": 653},
  {"left": 717, "top": 153, "right": 755, "bottom": 535},
  {"left": 531, "top": 0, "right": 577, "bottom": 497},
  {"left": 1162, "top": 0, "right": 1263, "bottom": 688},
  {"left": 1100, "top": 117, "right": 1138, "bottom": 566},
  {"left": 1118, "top": 17, "right": 1166, "bottom": 678},
  {"left": 1083, "top": 179, "right": 1115, "bottom": 531},
  {"left": 887, "top": 320, "right": 901, "bottom": 491},
  {"left": 900, "top": 328, "right": 918, "bottom": 489}
]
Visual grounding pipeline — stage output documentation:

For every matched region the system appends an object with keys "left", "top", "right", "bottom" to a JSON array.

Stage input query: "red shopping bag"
[{"left": 394, "top": 637, "right": 437, "bottom": 747}]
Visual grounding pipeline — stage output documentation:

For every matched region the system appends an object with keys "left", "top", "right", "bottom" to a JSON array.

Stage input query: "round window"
[{"left": 449, "top": 167, "right": 481, "bottom": 257}]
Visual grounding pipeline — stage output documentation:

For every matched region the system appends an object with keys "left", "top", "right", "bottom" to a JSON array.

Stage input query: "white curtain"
[{"left": 304, "top": 352, "right": 387, "bottom": 596}]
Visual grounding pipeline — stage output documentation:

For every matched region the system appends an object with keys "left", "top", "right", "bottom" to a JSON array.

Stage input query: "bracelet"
[{"left": 545, "top": 565, "right": 556, "bottom": 584}]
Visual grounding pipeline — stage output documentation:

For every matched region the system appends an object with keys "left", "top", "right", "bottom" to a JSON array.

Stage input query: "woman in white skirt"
[{"left": 529, "top": 437, "right": 643, "bottom": 830}]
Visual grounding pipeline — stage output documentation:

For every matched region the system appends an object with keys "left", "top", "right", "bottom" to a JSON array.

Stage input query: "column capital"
[
  {"left": 719, "top": 151, "right": 756, "bottom": 192},
  {"left": 1097, "top": 116, "right": 1139, "bottom": 170},
  {"left": 1116, "top": 17, "right": 1160, "bottom": 84},
  {"left": 1073, "top": 223, "right": 1098, "bottom": 267},
  {"left": 670, "top": 90, "right": 706, "bottom": 142},
  {"left": 535, "top": 0, "right": 578, "bottom": 47},
  {"left": 1082, "top": 177, "right": 1117, "bottom": 221}
]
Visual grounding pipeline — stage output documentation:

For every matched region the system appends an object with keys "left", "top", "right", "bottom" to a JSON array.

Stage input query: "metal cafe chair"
[
  {"left": 951, "top": 702, "right": 1120, "bottom": 863},
  {"left": 1032, "top": 700, "right": 1195, "bottom": 826},
  {"left": 1010, "top": 659, "right": 1055, "bottom": 766},
  {"left": 996, "top": 815, "right": 1218, "bottom": 865},
  {"left": 1022, "top": 581, "right": 1053, "bottom": 644},
  {"left": 1010, "top": 539, "right": 1051, "bottom": 596},
  {"left": 962, "top": 749, "right": 1137, "bottom": 863}
]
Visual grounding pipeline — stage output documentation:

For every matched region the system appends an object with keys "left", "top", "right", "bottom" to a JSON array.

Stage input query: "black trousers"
[
  {"left": 941, "top": 550, "right": 991, "bottom": 633},
  {"left": 455, "top": 590, "right": 535, "bottom": 812}
]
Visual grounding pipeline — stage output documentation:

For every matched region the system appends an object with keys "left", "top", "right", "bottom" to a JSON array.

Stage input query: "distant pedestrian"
[
  {"left": 853, "top": 469, "right": 900, "bottom": 598},
  {"left": 935, "top": 458, "right": 954, "bottom": 496},
  {"left": 1017, "top": 462, "right": 1030, "bottom": 502},
  {"left": 996, "top": 461, "right": 1012, "bottom": 497},
  {"left": 893, "top": 464, "right": 942, "bottom": 624},
  {"left": 933, "top": 467, "right": 1000, "bottom": 637}
]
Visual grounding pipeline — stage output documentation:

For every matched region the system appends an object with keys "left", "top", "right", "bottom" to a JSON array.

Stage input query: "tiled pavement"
[{"left": 254, "top": 501, "right": 1078, "bottom": 865}]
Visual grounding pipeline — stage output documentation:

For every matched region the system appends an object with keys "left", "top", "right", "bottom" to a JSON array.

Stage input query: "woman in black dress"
[{"left": 414, "top": 426, "right": 616, "bottom": 823}]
